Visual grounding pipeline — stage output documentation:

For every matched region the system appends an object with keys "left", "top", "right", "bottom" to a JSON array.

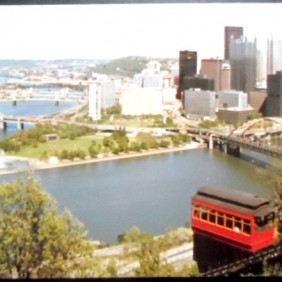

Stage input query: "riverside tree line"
[{"left": 0, "top": 123, "right": 191, "bottom": 161}]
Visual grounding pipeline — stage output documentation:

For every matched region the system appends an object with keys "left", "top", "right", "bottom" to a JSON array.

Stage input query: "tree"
[
  {"left": 111, "top": 127, "right": 129, "bottom": 153},
  {"left": 58, "top": 149, "right": 69, "bottom": 160},
  {"left": 158, "top": 140, "right": 170, "bottom": 148},
  {"left": 136, "top": 132, "right": 157, "bottom": 149},
  {"left": 274, "top": 177, "right": 282, "bottom": 240},
  {"left": 135, "top": 237, "right": 175, "bottom": 277},
  {"left": 0, "top": 175, "right": 96, "bottom": 278},
  {"left": 117, "top": 226, "right": 152, "bottom": 244},
  {"left": 165, "top": 117, "right": 174, "bottom": 127},
  {"left": 261, "top": 178, "right": 282, "bottom": 276},
  {"left": 88, "top": 144, "right": 99, "bottom": 158}
]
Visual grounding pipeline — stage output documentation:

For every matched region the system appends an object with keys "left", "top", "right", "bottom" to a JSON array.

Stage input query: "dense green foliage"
[
  {"left": 117, "top": 226, "right": 153, "bottom": 244},
  {"left": 0, "top": 175, "right": 96, "bottom": 278},
  {"left": 274, "top": 178, "right": 282, "bottom": 239},
  {"left": 260, "top": 177, "right": 282, "bottom": 276},
  {"left": 263, "top": 262, "right": 282, "bottom": 276},
  {"left": 135, "top": 237, "right": 176, "bottom": 277},
  {"left": 111, "top": 127, "right": 129, "bottom": 153},
  {"left": 117, "top": 226, "right": 198, "bottom": 277},
  {"left": 93, "top": 57, "right": 148, "bottom": 77},
  {"left": 135, "top": 132, "right": 158, "bottom": 149},
  {"left": 198, "top": 119, "right": 222, "bottom": 129},
  {"left": 88, "top": 56, "right": 177, "bottom": 78}
]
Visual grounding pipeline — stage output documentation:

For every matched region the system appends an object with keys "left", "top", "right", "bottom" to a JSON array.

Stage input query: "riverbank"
[{"left": 0, "top": 141, "right": 205, "bottom": 175}]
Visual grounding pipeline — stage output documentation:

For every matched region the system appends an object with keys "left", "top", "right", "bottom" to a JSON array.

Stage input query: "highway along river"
[{"left": 0, "top": 147, "right": 280, "bottom": 244}]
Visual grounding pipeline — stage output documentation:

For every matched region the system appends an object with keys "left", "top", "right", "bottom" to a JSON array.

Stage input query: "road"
[{"left": 91, "top": 241, "right": 194, "bottom": 277}]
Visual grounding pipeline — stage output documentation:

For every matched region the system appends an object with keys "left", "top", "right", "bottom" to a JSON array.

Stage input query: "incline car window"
[{"left": 192, "top": 204, "right": 251, "bottom": 235}]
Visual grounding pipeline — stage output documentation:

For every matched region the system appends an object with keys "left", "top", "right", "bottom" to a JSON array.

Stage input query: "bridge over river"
[
  {"left": 187, "top": 117, "right": 282, "bottom": 158},
  {"left": 0, "top": 87, "right": 86, "bottom": 105},
  {"left": 0, "top": 111, "right": 282, "bottom": 158}
]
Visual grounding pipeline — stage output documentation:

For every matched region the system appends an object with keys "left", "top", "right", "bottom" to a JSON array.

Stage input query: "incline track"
[{"left": 199, "top": 243, "right": 282, "bottom": 277}]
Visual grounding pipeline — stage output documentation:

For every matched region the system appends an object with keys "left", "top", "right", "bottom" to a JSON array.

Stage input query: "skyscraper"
[
  {"left": 256, "top": 49, "right": 264, "bottom": 82},
  {"left": 224, "top": 26, "right": 243, "bottom": 61},
  {"left": 200, "top": 58, "right": 231, "bottom": 92},
  {"left": 265, "top": 70, "right": 282, "bottom": 116},
  {"left": 267, "top": 37, "right": 282, "bottom": 75},
  {"left": 229, "top": 36, "right": 257, "bottom": 94},
  {"left": 177, "top": 50, "right": 197, "bottom": 99}
]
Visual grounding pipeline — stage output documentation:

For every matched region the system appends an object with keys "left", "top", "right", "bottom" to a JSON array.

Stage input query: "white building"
[
  {"left": 218, "top": 90, "right": 248, "bottom": 109},
  {"left": 170, "top": 63, "right": 179, "bottom": 78},
  {"left": 90, "top": 73, "right": 116, "bottom": 109},
  {"left": 88, "top": 82, "right": 101, "bottom": 120},
  {"left": 134, "top": 69, "right": 163, "bottom": 88},
  {"left": 146, "top": 60, "right": 161, "bottom": 74},
  {"left": 100, "top": 80, "right": 116, "bottom": 109},
  {"left": 133, "top": 60, "right": 164, "bottom": 88},
  {"left": 120, "top": 87, "right": 163, "bottom": 116},
  {"left": 162, "top": 87, "right": 177, "bottom": 104}
]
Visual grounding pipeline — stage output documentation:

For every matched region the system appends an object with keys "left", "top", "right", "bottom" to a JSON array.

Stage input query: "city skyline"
[{"left": 0, "top": 3, "right": 282, "bottom": 61}]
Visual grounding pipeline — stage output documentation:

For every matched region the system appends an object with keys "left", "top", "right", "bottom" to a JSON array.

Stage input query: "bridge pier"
[
  {"left": 17, "top": 119, "right": 24, "bottom": 130},
  {"left": 219, "top": 141, "right": 228, "bottom": 153},
  {"left": 0, "top": 121, "right": 7, "bottom": 131},
  {"left": 226, "top": 143, "right": 240, "bottom": 157},
  {"left": 209, "top": 135, "right": 214, "bottom": 149},
  {"left": 55, "top": 92, "right": 60, "bottom": 106}
]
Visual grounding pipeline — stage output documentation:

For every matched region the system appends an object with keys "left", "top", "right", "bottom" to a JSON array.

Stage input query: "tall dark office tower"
[
  {"left": 177, "top": 50, "right": 197, "bottom": 99},
  {"left": 224, "top": 26, "right": 243, "bottom": 61},
  {"left": 229, "top": 36, "right": 257, "bottom": 94},
  {"left": 265, "top": 71, "right": 282, "bottom": 116}
]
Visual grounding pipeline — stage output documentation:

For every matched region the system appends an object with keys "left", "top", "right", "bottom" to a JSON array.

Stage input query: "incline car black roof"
[{"left": 194, "top": 186, "right": 270, "bottom": 210}]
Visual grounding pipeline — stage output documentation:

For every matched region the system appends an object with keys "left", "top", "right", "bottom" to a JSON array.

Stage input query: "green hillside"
[{"left": 93, "top": 56, "right": 177, "bottom": 77}]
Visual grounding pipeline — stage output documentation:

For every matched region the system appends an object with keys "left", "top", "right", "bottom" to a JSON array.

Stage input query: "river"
[
  {"left": 0, "top": 147, "right": 279, "bottom": 244},
  {"left": 0, "top": 100, "right": 75, "bottom": 139}
]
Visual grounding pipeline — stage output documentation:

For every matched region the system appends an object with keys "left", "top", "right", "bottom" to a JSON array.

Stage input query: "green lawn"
[{"left": 12, "top": 135, "right": 104, "bottom": 159}]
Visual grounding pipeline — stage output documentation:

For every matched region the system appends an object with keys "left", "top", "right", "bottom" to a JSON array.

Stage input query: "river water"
[
  {"left": 0, "top": 147, "right": 279, "bottom": 244},
  {"left": 0, "top": 100, "right": 75, "bottom": 139}
]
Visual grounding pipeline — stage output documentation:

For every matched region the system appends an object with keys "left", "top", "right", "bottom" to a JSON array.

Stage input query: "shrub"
[
  {"left": 88, "top": 145, "right": 99, "bottom": 158},
  {"left": 129, "top": 141, "right": 140, "bottom": 152},
  {"left": 136, "top": 132, "right": 157, "bottom": 149},
  {"left": 59, "top": 149, "right": 69, "bottom": 160},
  {"left": 159, "top": 140, "right": 170, "bottom": 148}
]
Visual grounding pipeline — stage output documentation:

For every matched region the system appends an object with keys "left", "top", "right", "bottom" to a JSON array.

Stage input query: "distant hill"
[
  {"left": 92, "top": 56, "right": 177, "bottom": 77},
  {"left": 0, "top": 57, "right": 178, "bottom": 77},
  {"left": 92, "top": 56, "right": 148, "bottom": 77},
  {"left": 0, "top": 59, "right": 106, "bottom": 69}
]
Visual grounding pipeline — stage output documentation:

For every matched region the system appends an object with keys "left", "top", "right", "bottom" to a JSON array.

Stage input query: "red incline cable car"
[{"left": 191, "top": 187, "right": 277, "bottom": 253}]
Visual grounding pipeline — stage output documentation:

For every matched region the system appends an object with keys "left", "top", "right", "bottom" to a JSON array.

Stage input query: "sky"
[{"left": 0, "top": 3, "right": 282, "bottom": 61}]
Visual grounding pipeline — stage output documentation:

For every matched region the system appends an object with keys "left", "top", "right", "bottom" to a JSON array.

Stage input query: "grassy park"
[{"left": 0, "top": 122, "right": 191, "bottom": 162}]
